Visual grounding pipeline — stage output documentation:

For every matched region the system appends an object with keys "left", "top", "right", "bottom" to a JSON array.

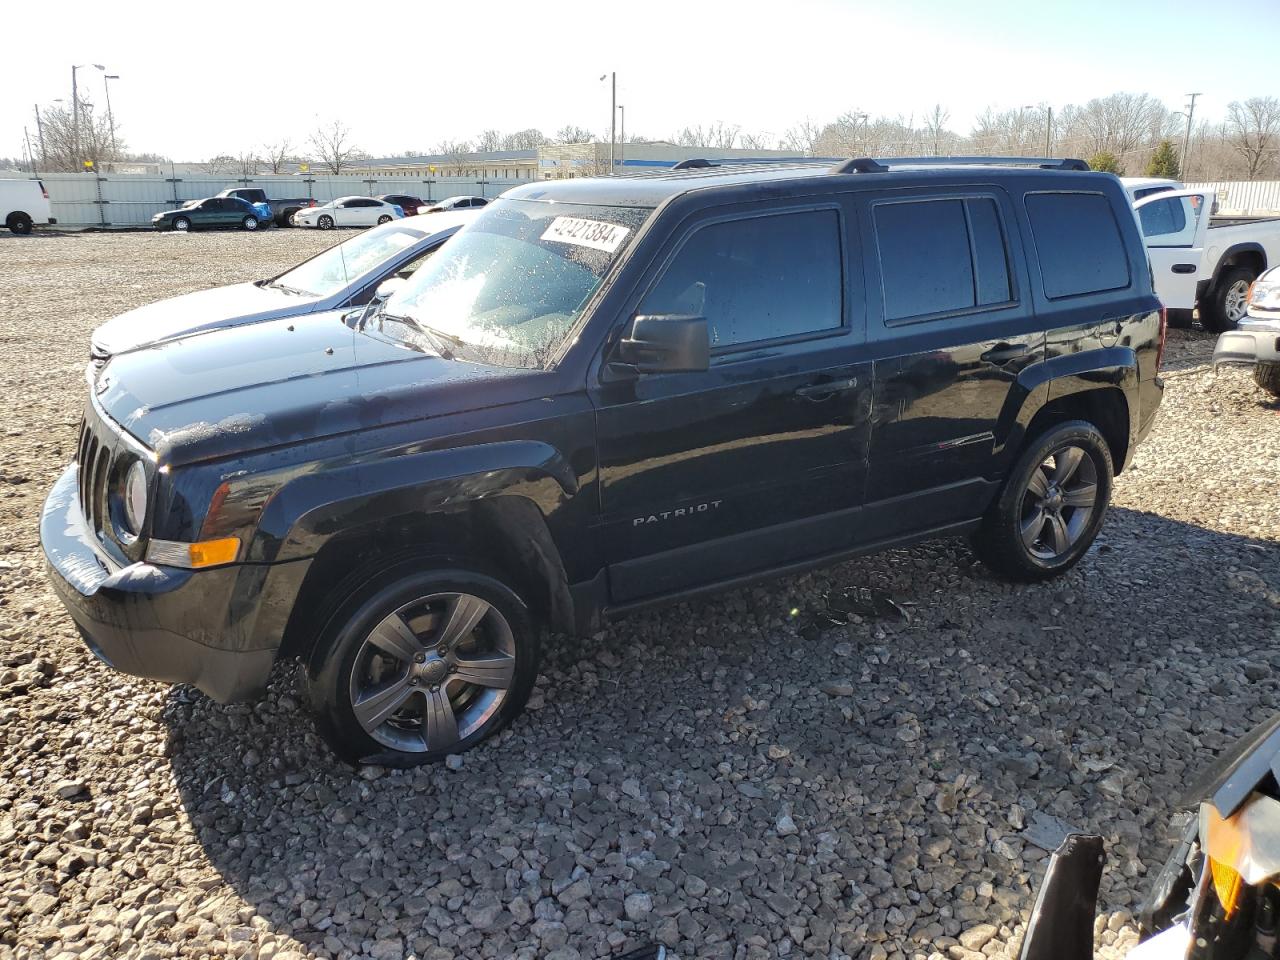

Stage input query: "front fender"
[{"left": 249, "top": 439, "right": 578, "bottom": 563}]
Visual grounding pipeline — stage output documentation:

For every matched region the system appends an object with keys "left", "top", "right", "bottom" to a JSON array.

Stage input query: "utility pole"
[
  {"left": 610, "top": 72, "right": 616, "bottom": 173},
  {"left": 24, "top": 127, "right": 37, "bottom": 175},
  {"left": 1045, "top": 106, "right": 1054, "bottom": 157},
  {"left": 33, "top": 104, "right": 47, "bottom": 169},
  {"left": 1180, "top": 92, "right": 1201, "bottom": 179},
  {"left": 71, "top": 65, "right": 79, "bottom": 161},
  {"left": 103, "top": 74, "right": 119, "bottom": 159},
  {"left": 618, "top": 105, "right": 625, "bottom": 169}
]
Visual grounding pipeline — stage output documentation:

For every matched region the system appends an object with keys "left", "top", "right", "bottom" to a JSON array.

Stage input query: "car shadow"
[{"left": 162, "top": 507, "right": 1278, "bottom": 955}]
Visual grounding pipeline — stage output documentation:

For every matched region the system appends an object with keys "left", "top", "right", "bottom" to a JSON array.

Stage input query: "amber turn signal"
[{"left": 146, "top": 536, "right": 240, "bottom": 569}]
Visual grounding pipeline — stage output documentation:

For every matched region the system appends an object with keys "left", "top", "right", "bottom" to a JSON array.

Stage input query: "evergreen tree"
[
  {"left": 1145, "top": 140, "right": 1182, "bottom": 178},
  {"left": 1088, "top": 151, "right": 1123, "bottom": 174}
]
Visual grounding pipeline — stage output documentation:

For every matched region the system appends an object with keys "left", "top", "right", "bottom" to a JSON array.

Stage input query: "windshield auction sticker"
[{"left": 540, "top": 217, "right": 630, "bottom": 253}]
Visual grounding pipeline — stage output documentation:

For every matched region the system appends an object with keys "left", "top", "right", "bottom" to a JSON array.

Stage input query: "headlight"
[
  {"left": 123, "top": 460, "right": 148, "bottom": 536},
  {"left": 1248, "top": 281, "right": 1280, "bottom": 309}
]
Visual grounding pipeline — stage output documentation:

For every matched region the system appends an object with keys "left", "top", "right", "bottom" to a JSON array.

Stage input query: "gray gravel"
[{"left": 0, "top": 230, "right": 1277, "bottom": 960}]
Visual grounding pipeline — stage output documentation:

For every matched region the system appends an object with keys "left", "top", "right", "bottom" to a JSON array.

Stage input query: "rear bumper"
[
  {"left": 1214, "top": 329, "right": 1280, "bottom": 370},
  {"left": 41, "top": 464, "right": 303, "bottom": 703}
]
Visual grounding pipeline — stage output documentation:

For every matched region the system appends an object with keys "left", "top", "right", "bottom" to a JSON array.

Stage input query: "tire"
[
  {"left": 172, "top": 216, "right": 191, "bottom": 232},
  {"left": 306, "top": 564, "right": 541, "bottom": 766},
  {"left": 8, "top": 213, "right": 33, "bottom": 236},
  {"left": 1201, "top": 266, "right": 1256, "bottom": 333},
  {"left": 318, "top": 215, "right": 334, "bottom": 230},
  {"left": 279, "top": 208, "right": 299, "bottom": 227},
  {"left": 241, "top": 215, "right": 259, "bottom": 231},
  {"left": 1255, "top": 362, "right": 1280, "bottom": 399},
  {"left": 377, "top": 214, "right": 393, "bottom": 225},
  {"left": 973, "top": 420, "right": 1114, "bottom": 582}
]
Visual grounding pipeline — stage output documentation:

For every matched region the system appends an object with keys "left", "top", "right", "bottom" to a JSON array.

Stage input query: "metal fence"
[
  {"left": 37, "top": 173, "right": 526, "bottom": 228},
  {"left": 1185, "top": 180, "right": 1280, "bottom": 217}
]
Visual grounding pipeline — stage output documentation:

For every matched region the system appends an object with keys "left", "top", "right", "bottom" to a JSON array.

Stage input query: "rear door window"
[
  {"left": 1137, "top": 195, "right": 1202, "bottom": 247},
  {"left": 873, "top": 196, "right": 1013, "bottom": 323},
  {"left": 640, "top": 208, "right": 843, "bottom": 350},
  {"left": 1025, "top": 192, "right": 1131, "bottom": 299}
]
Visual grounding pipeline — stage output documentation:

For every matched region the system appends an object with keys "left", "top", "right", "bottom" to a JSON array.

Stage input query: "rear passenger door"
[
  {"left": 859, "top": 187, "right": 1043, "bottom": 541},
  {"left": 591, "top": 201, "right": 874, "bottom": 603}
]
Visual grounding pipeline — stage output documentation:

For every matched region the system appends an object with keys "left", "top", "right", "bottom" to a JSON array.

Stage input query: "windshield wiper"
[
  {"left": 267, "top": 281, "right": 313, "bottom": 297},
  {"left": 378, "top": 309, "right": 460, "bottom": 360}
]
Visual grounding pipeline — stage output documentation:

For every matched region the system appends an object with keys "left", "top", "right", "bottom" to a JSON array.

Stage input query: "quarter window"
[
  {"left": 874, "top": 197, "right": 1013, "bottom": 322},
  {"left": 1137, "top": 195, "right": 1202, "bottom": 247},
  {"left": 639, "top": 209, "right": 843, "bottom": 349},
  {"left": 1026, "top": 192, "right": 1130, "bottom": 299}
]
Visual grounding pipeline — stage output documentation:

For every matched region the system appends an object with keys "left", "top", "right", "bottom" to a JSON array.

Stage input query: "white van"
[{"left": 1, "top": 179, "right": 56, "bottom": 235}]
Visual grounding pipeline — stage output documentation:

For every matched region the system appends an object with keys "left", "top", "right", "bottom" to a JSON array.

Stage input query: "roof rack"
[
  {"left": 671, "top": 158, "right": 716, "bottom": 170},
  {"left": 829, "top": 156, "right": 1090, "bottom": 174}
]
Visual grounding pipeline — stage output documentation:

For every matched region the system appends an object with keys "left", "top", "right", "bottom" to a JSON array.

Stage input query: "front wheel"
[
  {"left": 973, "top": 420, "right": 1114, "bottom": 581},
  {"left": 317, "top": 214, "right": 334, "bottom": 230},
  {"left": 1202, "top": 267, "right": 1256, "bottom": 333},
  {"left": 172, "top": 216, "right": 191, "bottom": 232},
  {"left": 306, "top": 566, "right": 541, "bottom": 766},
  {"left": 241, "top": 215, "right": 259, "bottom": 231},
  {"left": 1255, "top": 362, "right": 1280, "bottom": 398}
]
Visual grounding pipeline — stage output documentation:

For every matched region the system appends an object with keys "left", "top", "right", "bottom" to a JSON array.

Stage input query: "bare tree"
[
  {"left": 32, "top": 100, "right": 122, "bottom": 172},
  {"left": 235, "top": 151, "right": 259, "bottom": 177},
  {"left": 308, "top": 119, "right": 365, "bottom": 175},
  {"left": 738, "top": 131, "right": 773, "bottom": 150},
  {"left": 783, "top": 118, "right": 823, "bottom": 156},
  {"left": 673, "top": 122, "right": 741, "bottom": 149},
  {"left": 502, "top": 128, "right": 548, "bottom": 150},
  {"left": 204, "top": 154, "right": 236, "bottom": 175},
  {"left": 433, "top": 140, "right": 473, "bottom": 175},
  {"left": 924, "top": 104, "right": 951, "bottom": 155},
  {"left": 261, "top": 139, "right": 294, "bottom": 174},
  {"left": 1226, "top": 97, "right": 1280, "bottom": 179},
  {"left": 554, "top": 125, "right": 595, "bottom": 144},
  {"left": 475, "top": 129, "right": 503, "bottom": 152}
]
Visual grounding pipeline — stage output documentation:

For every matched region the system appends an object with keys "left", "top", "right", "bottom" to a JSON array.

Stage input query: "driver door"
[{"left": 1134, "top": 189, "right": 1213, "bottom": 311}]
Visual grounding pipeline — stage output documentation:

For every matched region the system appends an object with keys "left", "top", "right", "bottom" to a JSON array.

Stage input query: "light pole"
[
  {"left": 103, "top": 74, "right": 119, "bottom": 160},
  {"left": 600, "top": 72, "right": 615, "bottom": 173},
  {"left": 72, "top": 63, "right": 106, "bottom": 163},
  {"left": 33, "top": 104, "right": 48, "bottom": 170}
]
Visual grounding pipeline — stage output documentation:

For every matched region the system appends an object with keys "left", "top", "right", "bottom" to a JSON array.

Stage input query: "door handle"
[
  {"left": 980, "top": 343, "right": 1029, "bottom": 364},
  {"left": 1171, "top": 263, "right": 1197, "bottom": 274},
  {"left": 794, "top": 376, "right": 859, "bottom": 400}
]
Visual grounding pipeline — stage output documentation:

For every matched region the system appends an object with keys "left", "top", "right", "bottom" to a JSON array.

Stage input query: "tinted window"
[
  {"left": 1026, "top": 192, "right": 1130, "bottom": 298},
  {"left": 876, "top": 199, "right": 974, "bottom": 320},
  {"left": 1138, "top": 195, "right": 1201, "bottom": 246},
  {"left": 968, "top": 198, "right": 1012, "bottom": 305},
  {"left": 640, "top": 209, "right": 842, "bottom": 349},
  {"left": 1133, "top": 185, "right": 1175, "bottom": 200}
]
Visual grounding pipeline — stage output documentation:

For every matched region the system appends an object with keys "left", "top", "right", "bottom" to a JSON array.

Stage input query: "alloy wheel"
[
  {"left": 1224, "top": 280, "right": 1250, "bottom": 323},
  {"left": 348, "top": 592, "right": 516, "bottom": 754},
  {"left": 1019, "top": 444, "right": 1098, "bottom": 561},
  {"left": 174, "top": 219, "right": 189, "bottom": 232}
]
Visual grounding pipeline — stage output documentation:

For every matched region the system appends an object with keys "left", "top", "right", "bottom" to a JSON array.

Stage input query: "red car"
[{"left": 376, "top": 194, "right": 427, "bottom": 218}]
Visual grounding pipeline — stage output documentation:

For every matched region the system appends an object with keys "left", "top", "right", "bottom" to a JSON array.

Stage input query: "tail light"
[
  {"left": 38, "top": 181, "right": 48, "bottom": 199},
  {"left": 1156, "top": 307, "right": 1168, "bottom": 373}
]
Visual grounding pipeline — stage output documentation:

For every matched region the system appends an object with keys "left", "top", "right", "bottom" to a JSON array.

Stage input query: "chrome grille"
[{"left": 75, "top": 410, "right": 115, "bottom": 540}]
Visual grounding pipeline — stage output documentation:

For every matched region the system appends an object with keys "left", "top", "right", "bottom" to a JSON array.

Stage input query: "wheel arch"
[
  {"left": 1212, "top": 243, "right": 1267, "bottom": 286},
  {"left": 1023, "top": 386, "right": 1131, "bottom": 475}
]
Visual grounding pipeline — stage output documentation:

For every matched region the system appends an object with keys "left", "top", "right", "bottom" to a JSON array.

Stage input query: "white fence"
[
  {"left": 1185, "top": 180, "right": 1280, "bottom": 217},
  {"left": 37, "top": 173, "right": 525, "bottom": 228}
]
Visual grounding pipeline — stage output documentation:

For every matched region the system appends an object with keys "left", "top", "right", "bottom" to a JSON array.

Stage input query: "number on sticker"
[{"left": 540, "top": 217, "right": 631, "bottom": 254}]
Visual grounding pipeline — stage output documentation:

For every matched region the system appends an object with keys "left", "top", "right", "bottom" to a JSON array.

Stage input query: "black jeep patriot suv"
[{"left": 42, "top": 157, "right": 1166, "bottom": 765}]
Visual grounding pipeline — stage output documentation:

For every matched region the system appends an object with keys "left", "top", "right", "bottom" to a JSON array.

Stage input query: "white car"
[
  {"left": 294, "top": 196, "right": 404, "bottom": 230},
  {"left": 418, "top": 195, "right": 489, "bottom": 214},
  {"left": 1, "top": 178, "right": 56, "bottom": 235}
]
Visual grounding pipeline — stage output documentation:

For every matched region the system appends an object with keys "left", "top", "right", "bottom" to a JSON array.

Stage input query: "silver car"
[{"left": 91, "top": 210, "right": 476, "bottom": 363}]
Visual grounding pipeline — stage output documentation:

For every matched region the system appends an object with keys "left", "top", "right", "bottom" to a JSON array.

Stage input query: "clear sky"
[{"left": 5, "top": 0, "right": 1278, "bottom": 163}]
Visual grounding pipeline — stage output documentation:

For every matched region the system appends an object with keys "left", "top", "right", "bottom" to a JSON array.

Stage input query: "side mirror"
[
  {"left": 617, "top": 314, "right": 709, "bottom": 374},
  {"left": 375, "top": 276, "right": 407, "bottom": 301}
]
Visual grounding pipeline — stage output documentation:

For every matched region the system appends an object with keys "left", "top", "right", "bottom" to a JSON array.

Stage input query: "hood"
[
  {"left": 92, "top": 282, "right": 318, "bottom": 357},
  {"left": 94, "top": 311, "right": 532, "bottom": 467}
]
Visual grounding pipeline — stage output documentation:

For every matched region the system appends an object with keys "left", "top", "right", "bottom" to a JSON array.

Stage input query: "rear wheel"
[
  {"left": 1201, "top": 267, "right": 1256, "bottom": 333},
  {"left": 306, "top": 565, "right": 540, "bottom": 766},
  {"left": 973, "top": 420, "right": 1114, "bottom": 581},
  {"left": 318, "top": 215, "right": 334, "bottom": 230},
  {"left": 7, "top": 213, "right": 33, "bottom": 235},
  {"left": 377, "top": 214, "right": 393, "bottom": 225},
  {"left": 279, "top": 208, "right": 299, "bottom": 227},
  {"left": 241, "top": 215, "right": 259, "bottom": 231},
  {"left": 1255, "top": 362, "right": 1280, "bottom": 398},
  {"left": 171, "top": 216, "right": 191, "bottom": 232}
]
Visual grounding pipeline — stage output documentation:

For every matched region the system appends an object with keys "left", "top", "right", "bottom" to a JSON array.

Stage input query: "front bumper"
[
  {"left": 40, "top": 464, "right": 289, "bottom": 703},
  {"left": 1214, "top": 328, "right": 1280, "bottom": 370}
]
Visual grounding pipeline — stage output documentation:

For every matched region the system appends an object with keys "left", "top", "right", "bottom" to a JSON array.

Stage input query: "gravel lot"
[{"left": 0, "top": 229, "right": 1277, "bottom": 960}]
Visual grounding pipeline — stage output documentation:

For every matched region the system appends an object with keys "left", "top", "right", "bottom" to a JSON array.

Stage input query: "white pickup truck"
[{"left": 1134, "top": 187, "right": 1280, "bottom": 331}]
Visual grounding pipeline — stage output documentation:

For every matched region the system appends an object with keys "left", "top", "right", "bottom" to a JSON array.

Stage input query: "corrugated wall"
[
  {"left": 1186, "top": 180, "right": 1280, "bottom": 216},
  {"left": 35, "top": 173, "right": 525, "bottom": 227}
]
